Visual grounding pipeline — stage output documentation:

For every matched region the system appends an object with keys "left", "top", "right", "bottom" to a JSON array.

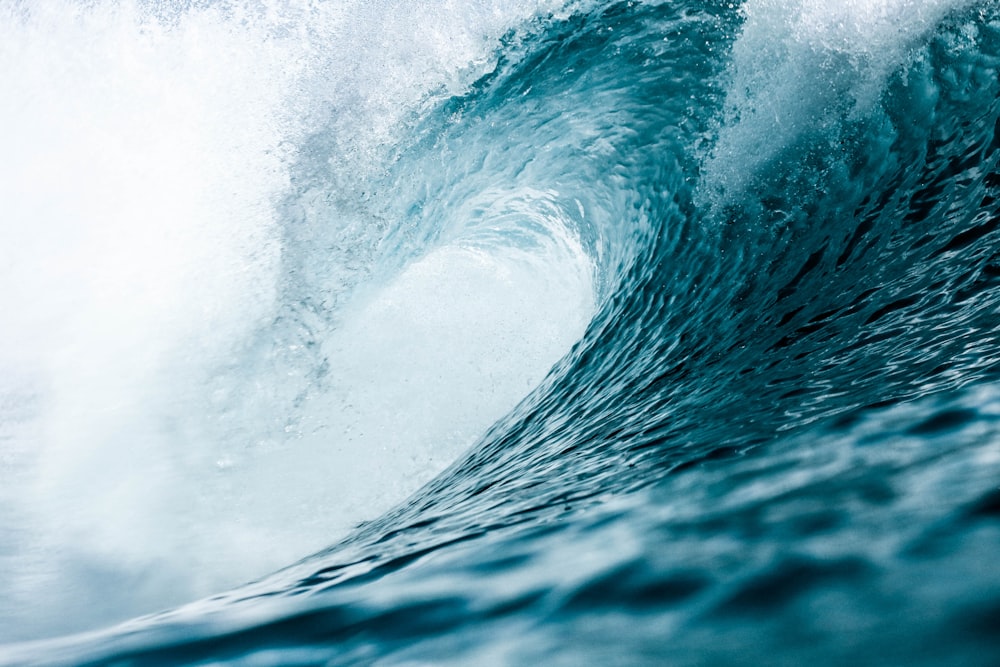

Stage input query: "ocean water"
[{"left": 2, "top": 0, "right": 1000, "bottom": 664}]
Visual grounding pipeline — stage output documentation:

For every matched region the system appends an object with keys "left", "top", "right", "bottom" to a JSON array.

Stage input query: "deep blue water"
[{"left": 3, "top": 0, "right": 1000, "bottom": 664}]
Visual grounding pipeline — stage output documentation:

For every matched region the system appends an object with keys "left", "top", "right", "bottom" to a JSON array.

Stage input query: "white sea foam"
[
  {"left": 703, "top": 0, "right": 977, "bottom": 202},
  {"left": 0, "top": 0, "right": 592, "bottom": 641}
]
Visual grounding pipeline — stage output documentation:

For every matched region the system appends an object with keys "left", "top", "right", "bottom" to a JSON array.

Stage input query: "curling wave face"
[{"left": 3, "top": 0, "right": 1000, "bottom": 664}]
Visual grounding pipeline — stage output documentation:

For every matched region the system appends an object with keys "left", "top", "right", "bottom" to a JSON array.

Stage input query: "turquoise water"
[{"left": 2, "top": 0, "right": 1000, "bottom": 664}]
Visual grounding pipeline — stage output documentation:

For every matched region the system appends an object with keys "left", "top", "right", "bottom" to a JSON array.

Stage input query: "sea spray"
[{"left": 0, "top": 0, "right": 593, "bottom": 640}]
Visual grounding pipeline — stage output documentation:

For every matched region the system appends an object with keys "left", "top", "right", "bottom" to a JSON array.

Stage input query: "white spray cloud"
[
  {"left": 0, "top": 0, "right": 593, "bottom": 642},
  {"left": 702, "top": 0, "right": 977, "bottom": 201}
]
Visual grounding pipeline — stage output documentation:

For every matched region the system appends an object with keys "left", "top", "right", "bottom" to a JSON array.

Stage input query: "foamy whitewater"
[{"left": 1, "top": 0, "right": 999, "bottom": 664}]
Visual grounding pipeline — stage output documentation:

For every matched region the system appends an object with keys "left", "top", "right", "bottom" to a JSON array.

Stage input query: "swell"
[{"left": 7, "top": 0, "right": 1000, "bottom": 663}]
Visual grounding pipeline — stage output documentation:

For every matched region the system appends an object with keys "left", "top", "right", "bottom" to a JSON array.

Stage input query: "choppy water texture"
[{"left": 3, "top": 0, "right": 1000, "bottom": 664}]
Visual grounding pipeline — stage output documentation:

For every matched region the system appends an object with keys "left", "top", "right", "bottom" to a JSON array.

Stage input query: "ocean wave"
[{"left": 3, "top": 0, "right": 1000, "bottom": 664}]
